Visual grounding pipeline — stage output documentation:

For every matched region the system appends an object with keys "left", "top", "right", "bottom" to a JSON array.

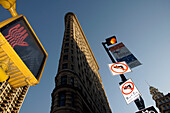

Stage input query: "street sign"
[
  {"left": 0, "top": 15, "right": 48, "bottom": 88},
  {"left": 119, "top": 79, "right": 141, "bottom": 104},
  {"left": 135, "top": 106, "right": 158, "bottom": 113},
  {"left": 108, "top": 61, "right": 131, "bottom": 76},
  {"left": 109, "top": 42, "right": 141, "bottom": 69}
]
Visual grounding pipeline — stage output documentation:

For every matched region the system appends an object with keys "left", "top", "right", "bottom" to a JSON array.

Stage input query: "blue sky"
[{"left": 0, "top": 0, "right": 170, "bottom": 113}]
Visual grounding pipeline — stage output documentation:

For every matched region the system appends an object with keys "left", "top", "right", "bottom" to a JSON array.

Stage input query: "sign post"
[{"left": 102, "top": 36, "right": 145, "bottom": 110}]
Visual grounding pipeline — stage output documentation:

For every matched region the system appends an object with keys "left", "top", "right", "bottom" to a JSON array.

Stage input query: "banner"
[{"left": 109, "top": 42, "right": 141, "bottom": 69}]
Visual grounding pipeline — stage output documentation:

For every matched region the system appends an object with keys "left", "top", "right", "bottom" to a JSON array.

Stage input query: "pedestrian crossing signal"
[
  {"left": 0, "top": 15, "right": 48, "bottom": 88},
  {"left": 105, "top": 36, "right": 117, "bottom": 46}
]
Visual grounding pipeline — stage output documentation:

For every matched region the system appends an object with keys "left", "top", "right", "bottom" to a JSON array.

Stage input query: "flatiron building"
[{"left": 50, "top": 12, "right": 112, "bottom": 113}]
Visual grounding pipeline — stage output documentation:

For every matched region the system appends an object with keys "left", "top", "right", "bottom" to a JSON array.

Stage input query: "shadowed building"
[
  {"left": 150, "top": 86, "right": 170, "bottom": 113},
  {"left": 0, "top": 82, "right": 29, "bottom": 113},
  {"left": 50, "top": 12, "right": 112, "bottom": 113}
]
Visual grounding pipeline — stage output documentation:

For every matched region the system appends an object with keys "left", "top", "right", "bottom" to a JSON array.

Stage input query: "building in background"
[
  {"left": 50, "top": 12, "right": 112, "bottom": 113},
  {"left": 150, "top": 86, "right": 170, "bottom": 113},
  {"left": 0, "top": 82, "right": 29, "bottom": 113}
]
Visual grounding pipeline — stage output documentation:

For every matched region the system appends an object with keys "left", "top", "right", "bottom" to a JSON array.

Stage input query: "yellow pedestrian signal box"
[{"left": 0, "top": 15, "right": 48, "bottom": 88}]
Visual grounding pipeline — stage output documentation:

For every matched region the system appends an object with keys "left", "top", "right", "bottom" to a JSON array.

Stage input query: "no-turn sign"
[
  {"left": 108, "top": 61, "right": 131, "bottom": 76},
  {"left": 121, "top": 81, "right": 134, "bottom": 95},
  {"left": 119, "top": 79, "right": 141, "bottom": 104}
]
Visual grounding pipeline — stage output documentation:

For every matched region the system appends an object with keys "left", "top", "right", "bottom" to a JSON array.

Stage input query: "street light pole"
[
  {"left": 102, "top": 41, "right": 145, "bottom": 110},
  {"left": 102, "top": 42, "right": 127, "bottom": 83}
]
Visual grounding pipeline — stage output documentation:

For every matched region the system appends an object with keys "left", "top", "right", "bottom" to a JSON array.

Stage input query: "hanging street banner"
[
  {"left": 119, "top": 79, "right": 141, "bottom": 104},
  {"left": 109, "top": 42, "right": 141, "bottom": 69},
  {"left": 108, "top": 61, "right": 132, "bottom": 76},
  {"left": 135, "top": 106, "right": 158, "bottom": 113}
]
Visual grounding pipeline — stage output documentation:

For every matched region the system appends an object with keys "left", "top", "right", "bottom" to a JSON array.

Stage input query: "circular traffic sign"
[
  {"left": 110, "top": 62, "right": 128, "bottom": 74},
  {"left": 121, "top": 81, "right": 134, "bottom": 95}
]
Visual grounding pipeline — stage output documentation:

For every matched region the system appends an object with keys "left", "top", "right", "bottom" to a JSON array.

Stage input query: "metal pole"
[
  {"left": 102, "top": 41, "right": 145, "bottom": 110},
  {"left": 0, "top": 0, "right": 18, "bottom": 17},
  {"left": 102, "top": 42, "right": 127, "bottom": 83}
]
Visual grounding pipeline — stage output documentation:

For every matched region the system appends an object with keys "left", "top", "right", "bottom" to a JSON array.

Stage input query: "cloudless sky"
[{"left": 0, "top": 0, "right": 170, "bottom": 113}]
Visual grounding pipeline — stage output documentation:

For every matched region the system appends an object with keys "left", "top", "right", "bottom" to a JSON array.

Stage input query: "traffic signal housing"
[
  {"left": 105, "top": 36, "right": 117, "bottom": 46},
  {"left": 0, "top": 15, "right": 48, "bottom": 88}
]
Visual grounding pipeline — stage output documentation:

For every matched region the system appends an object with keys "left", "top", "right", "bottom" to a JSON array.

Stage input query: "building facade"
[
  {"left": 50, "top": 12, "right": 112, "bottom": 113},
  {"left": 0, "top": 81, "right": 29, "bottom": 113},
  {"left": 150, "top": 86, "right": 170, "bottom": 113}
]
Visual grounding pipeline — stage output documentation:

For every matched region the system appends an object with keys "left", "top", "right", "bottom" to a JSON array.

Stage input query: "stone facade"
[
  {"left": 0, "top": 82, "right": 29, "bottom": 113},
  {"left": 150, "top": 86, "right": 170, "bottom": 113},
  {"left": 50, "top": 12, "right": 112, "bottom": 113}
]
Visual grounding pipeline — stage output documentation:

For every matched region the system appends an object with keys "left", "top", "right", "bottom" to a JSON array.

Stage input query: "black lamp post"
[
  {"left": 102, "top": 36, "right": 145, "bottom": 110},
  {"left": 102, "top": 42, "right": 127, "bottom": 84}
]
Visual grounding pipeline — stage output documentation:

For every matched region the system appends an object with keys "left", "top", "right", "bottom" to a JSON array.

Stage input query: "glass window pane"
[
  {"left": 59, "top": 92, "right": 66, "bottom": 107},
  {"left": 63, "top": 55, "right": 68, "bottom": 61},
  {"left": 61, "top": 76, "right": 67, "bottom": 85},
  {"left": 64, "top": 49, "right": 69, "bottom": 53},
  {"left": 71, "top": 77, "right": 74, "bottom": 86}
]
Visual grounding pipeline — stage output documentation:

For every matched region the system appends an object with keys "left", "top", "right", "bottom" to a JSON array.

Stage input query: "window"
[
  {"left": 61, "top": 76, "right": 67, "bottom": 85},
  {"left": 71, "top": 56, "right": 73, "bottom": 62},
  {"left": 58, "top": 92, "right": 66, "bottom": 107},
  {"left": 66, "top": 31, "right": 70, "bottom": 34},
  {"left": 163, "top": 106, "right": 167, "bottom": 110},
  {"left": 62, "top": 63, "right": 68, "bottom": 69},
  {"left": 65, "top": 43, "right": 69, "bottom": 47},
  {"left": 66, "top": 35, "right": 69, "bottom": 38},
  {"left": 64, "top": 48, "right": 69, "bottom": 53},
  {"left": 71, "top": 65, "right": 74, "bottom": 70},
  {"left": 63, "top": 55, "right": 68, "bottom": 61},
  {"left": 71, "top": 77, "right": 74, "bottom": 86},
  {"left": 65, "top": 38, "right": 69, "bottom": 41},
  {"left": 167, "top": 104, "right": 170, "bottom": 109},
  {"left": 78, "top": 64, "right": 80, "bottom": 69},
  {"left": 71, "top": 50, "right": 73, "bottom": 54},
  {"left": 71, "top": 93, "right": 74, "bottom": 107},
  {"left": 158, "top": 95, "right": 162, "bottom": 98},
  {"left": 163, "top": 99, "right": 166, "bottom": 103},
  {"left": 166, "top": 98, "right": 169, "bottom": 102},
  {"left": 71, "top": 44, "right": 74, "bottom": 48}
]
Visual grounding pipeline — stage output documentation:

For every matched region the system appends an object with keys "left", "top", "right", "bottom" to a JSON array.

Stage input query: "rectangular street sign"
[
  {"left": 135, "top": 106, "right": 158, "bottom": 113},
  {"left": 119, "top": 79, "right": 141, "bottom": 104},
  {"left": 109, "top": 42, "right": 141, "bottom": 69}
]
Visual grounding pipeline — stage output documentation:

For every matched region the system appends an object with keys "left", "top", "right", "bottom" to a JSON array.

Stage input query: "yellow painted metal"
[
  {"left": 0, "top": 0, "right": 18, "bottom": 17},
  {"left": 0, "top": 15, "right": 48, "bottom": 88},
  {"left": 0, "top": 67, "right": 9, "bottom": 82},
  {"left": 0, "top": 58, "right": 10, "bottom": 82}
]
